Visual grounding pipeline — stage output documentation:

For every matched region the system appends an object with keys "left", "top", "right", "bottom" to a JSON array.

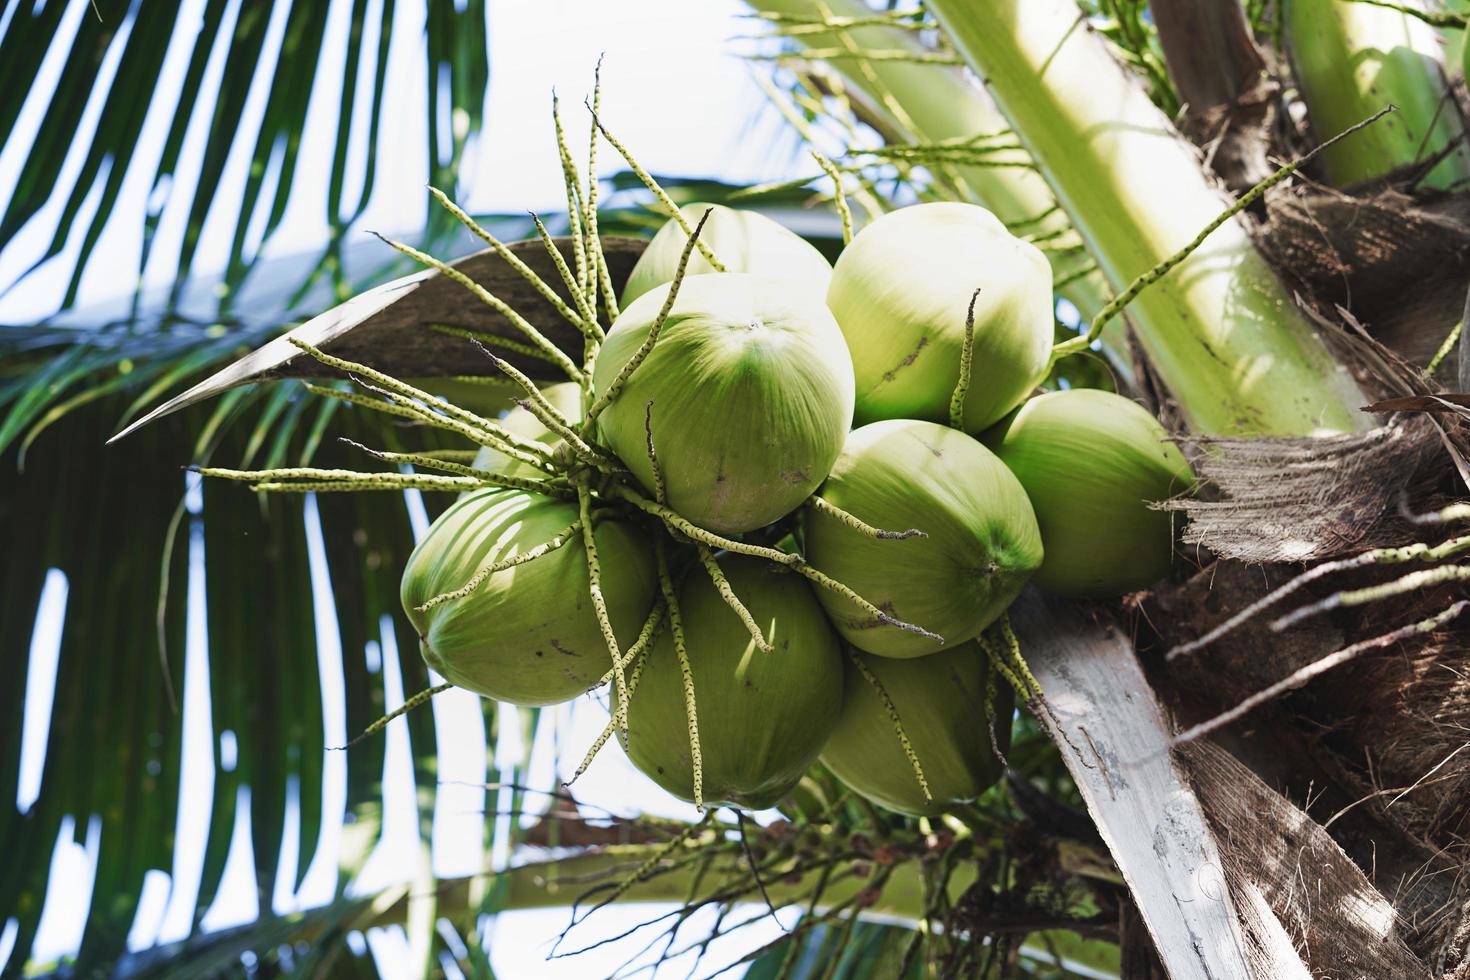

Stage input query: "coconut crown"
[
  {"left": 401, "top": 488, "right": 657, "bottom": 706},
  {"left": 620, "top": 202, "right": 833, "bottom": 308},
  {"left": 620, "top": 554, "right": 844, "bottom": 810},
  {"left": 593, "top": 272, "right": 856, "bottom": 534},
  {"left": 820, "top": 643, "right": 1011, "bottom": 816},
  {"left": 985, "top": 388, "right": 1196, "bottom": 598},
  {"left": 826, "top": 201, "right": 1054, "bottom": 434},
  {"left": 805, "top": 419, "right": 1043, "bottom": 658}
]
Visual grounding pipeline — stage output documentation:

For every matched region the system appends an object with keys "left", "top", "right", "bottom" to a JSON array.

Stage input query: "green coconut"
[
  {"left": 620, "top": 554, "right": 844, "bottom": 810},
  {"left": 620, "top": 202, "right": 833, "bottom": 308},
  {"left": 401, "top": 488, "right": 656, "bottom": 706},
  {"left": 593, "top": 273, "right": 855, "bottom": 534},
  {"left": 984, "top": 388, "right": 1195, "bottom": 598},
  {"left": 826, "top": 202, "right": 1054, "bottom": 433},
  {"left": 820, "top": 643, "right": 1010, "bottom": 816},
  {"left": 471, "top": 380, "right": 583, "bottom": 480},
  {"left": 804, "top": 419, "right": 1042, "bottom": 658}
]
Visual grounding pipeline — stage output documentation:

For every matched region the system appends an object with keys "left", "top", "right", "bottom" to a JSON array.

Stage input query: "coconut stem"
[
  {"left": 525, "top": 211, "right": 603, "bottom": 340},
  {"left": 1272, "top": 562, "right": 1470, "bottom": 631},
  {"left": 811, "top": 151, "right": 853, "bottom": 245},
  {"left": 467, "top": 342, "right": 611, "bottom": 469},
  {"left": 587, "top": 105, "right": 727, "bottom": 273},
  {"left": 368, "top": 233, "right": 584, "bottom": 382},
  {"left": 846, "top": 647, "right": 931, "bottom": 803},
  {"left": 427, "top": 186, "right": 590, "bottom": 335},
  {"left": 414, "top": 520, "right": 583, "bottom": 613},
  {"left": 585, "top": 57, "right": 621, "bottom": 323},
  {"left": 948, "top": 287, "right": 980, "bottom": 430},
  {"left": 573, "top": 812, "right": 716, "bottom": 923},
  {"left": 568, "top": 601, "right": 667, "bottom": 787},
  {"left": 659, "top": 539, "right": 706, "bottom": 811},
  {"left": 426, "top": 323, "right": 564, "bottom": 365},
  {"left": 1168, "top": 529, "right": 1470, "bottom": 659},
  {"left": 584, "top": 208, "right": 714, "bottom": 426},
  {"left": 337, "top": 438, "right": 558, "bottom": 489},
  {"left": 611, "top": 485, "right": 943, "bottom": 642},
  {"left": 643, "top": 400, "right": 668, "bottom": 505},
  {"left": 333, "top": 682, "right": 454, "bottom": 751},
  {"left": 300, "top": 382, "right": 430, "bottom": 424},
  {"left": 194, "top": 465, "right": 480, "bottom": 494},
  {"left": 1050, "top": 105, "right": 1395, "bottom": 363},
  {"left": 696, "top": 545, "right": 774, "bottom": 654},
  {"left": 805, "top": 496, "right": 925, "bottom": 540},
  {"left": 286, "top": 339, "right": 558, "bottom": 468},
  {"left": 579, "top": 482, "right": 633, "bottom": 748},
  {"left": 247, "top": 477, "right": 480, "bottom": 494},
  {"left": 552, "top": 92, "right": 590, "bottom": 295}
]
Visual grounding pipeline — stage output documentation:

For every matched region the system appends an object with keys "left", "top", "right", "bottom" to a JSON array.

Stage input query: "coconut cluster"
[{"left": 399, "top": 200, "right": 1195, "bottom": 817}]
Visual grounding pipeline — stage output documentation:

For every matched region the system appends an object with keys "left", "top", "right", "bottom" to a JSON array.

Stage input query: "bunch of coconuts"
[{"left": 400, "top": 200, "right": 1195, "bottom": 817}]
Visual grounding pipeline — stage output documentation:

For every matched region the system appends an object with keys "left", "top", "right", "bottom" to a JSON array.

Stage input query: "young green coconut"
[
  {"left": 804, "top": 419, "right": 1042, "bottom": 658},
  {"left": 826, "top": 202, "right": 1054, "bottom": 433},
  {"left": 401, "top": 488, "right": 657, "bottom": 706},
  {"left": 619, "top": 554, "right": 844, "bottom": 810},
  {"left": 592, "top": 272, "right": 856, "bottom": 534},
  {"left": 471, "top": 380, "right": 583, "bottom": 479},
  {"left": 619, "top": 202, "right": 833, "bottom": 307},
  {"left": 820, "top": 643, "right": 1011, "bottom": 817},
  {"left": 984, "top": 388, "right": 1195, "bottom": 598}
]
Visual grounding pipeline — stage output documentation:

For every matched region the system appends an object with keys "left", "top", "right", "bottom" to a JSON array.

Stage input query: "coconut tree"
[{"left": 9, "top": 0, "right": 1470, "bottom": 977}]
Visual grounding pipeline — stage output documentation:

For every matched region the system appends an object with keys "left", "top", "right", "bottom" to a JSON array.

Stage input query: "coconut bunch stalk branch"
[
  {"left": 658, "top": 539, "right": 706, "bottom": 810},
  {"left": 1171, "top": 599, "right": 1470, "bottom": 747},
  {"left": 414, "top": 520, "right": 583, "bottom": 613},
  {"left": 526, "top": 211, "right": 601, "bottom": 337},
  {"left": 552, "top": 93, "right": 591, "bottom": 296},
  {"left": 192, "top": 465, "right": 484, "bottom": 494},
  {"left": 1286, "top": 0, "right": 1470, "bottom": 189},
  {"left": 609, "top": 485, "right": 942, "bottom": 642},
  {"left": 579, "top": 482, "right": 634, "bottom": 747},
  {"left": 927, "top": 0, "right": 1368, "bottom": 437},
  {"left": 567, "top": 603, "right": 668, "bottom": 788},
  {"left": 811, "top": 151, "right": 854, "bottom": 245},
  {"left": 585, "top": 58, "right": 620, "bottom": 324},
  {"left": 949, "top": 288, "right": 979, "bottom": 430},
  {"left": 334, "top": 682, "right": 454, "bottom": 751},
  {"left": 337, "top": 437, "right": 534, "bottom": 482},
  {"left": 588, "top": 106, "right": 727, "bottom": 273},
  {"left": 368, "top": 233, "right": 585, "bottom": 382},
  {"left": 427, "top": 186, "right": 592, "bottom": 335},
  {"left": 846, "top": 647, "right": 932, "bottom": 804},
  {"left": 804, "top": 496, "right": 924, "bottom": 540},
  {"left": 427, "top": 323, "right": 565, "bottom": 365}
]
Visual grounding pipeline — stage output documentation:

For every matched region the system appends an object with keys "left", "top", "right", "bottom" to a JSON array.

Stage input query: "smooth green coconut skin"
[
  {"left": 470, "top": 380, "right": 582, "bottom": 480},
  {"left": 620, "top": 555, "right": 844, "bottom": 810},
  {"left": 620, "top": 202, "right": 833, "bottom": 308},
  {"left": 804, "top": 419, "right": 1042, "bottom": 658},
  {"left": 984, "top": 389, "right": 1195, "bottom": 598},
  {"left": 401, "top": 488, "right": 657, "bottom": 706},
  {"left": 820, "top": 643, "right": 1009, "bottom": 816},
  {"left": 594, "top": 273, "right": 856, "bottom": 534},
  {"left": 826, "top": 202, "right": 1054, "bottom": 433}
]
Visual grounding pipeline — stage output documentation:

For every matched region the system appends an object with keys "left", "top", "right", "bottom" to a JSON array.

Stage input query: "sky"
[{"left": 5, "top": 0, "right": 818, "bottom": 975}]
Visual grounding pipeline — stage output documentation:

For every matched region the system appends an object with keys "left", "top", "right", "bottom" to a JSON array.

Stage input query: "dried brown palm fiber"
[
  {"left": 1255, "top": 184, "right": 1470, "bottom": 372},
  {"left": 1162, "top": 415, "right": 1443, "bottom": 563}
]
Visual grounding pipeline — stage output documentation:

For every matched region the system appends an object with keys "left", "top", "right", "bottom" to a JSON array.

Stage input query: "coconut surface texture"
[
  {"left": 820, "top": 643, "right": 1009, "bottom": 816},
  {"left": 594, "top": 273, "right": 856, "bottom": 534},
  {"left": 805, "top": 419, "right": 1042, "bottom": 657},
  {"left": 470, "top": 380, "right": 582, "bottom": 480},
  {"left": 827, "top": 202, "right": 1054, "bottom": 433},
  {"left": 401, "top": 488, "right": 657, "bottom": 705},
  {"left": 985, "top": 389, "right": 1195, "bottom": 598},
  {"left": 621, "top": 555, "right": 844, "bottom": 810},
  {"left": 620, "top": 202, "right": 833, "bottom": 307}
]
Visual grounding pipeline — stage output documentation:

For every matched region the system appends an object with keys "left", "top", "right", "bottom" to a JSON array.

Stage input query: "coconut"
[
  {"left": 471, "top": 380, "right": 583, "bottom": 480},
  {"left": 826, "top": 202, "right": 1054, "bottom": 433},
  {"left": 820, "top": 643, "right": 1010, "bottom": 816},
  {"left": 804, "top": 419, "right": 1042, "bottom": 657},
  {"left": 593, "top": 273, "right": 855, "bottom": 534},
  {"left": 401, "top": 488, "right": 656, "bottom": 705},
  {"left": 984, "top": 388, "right": 1195, "bottom": 598},
  {"left": 620, "top": 202, "right": 833, "bottom": 307},
  {"left": 620, "top": 554, "right": 844, "bottom": 810}
]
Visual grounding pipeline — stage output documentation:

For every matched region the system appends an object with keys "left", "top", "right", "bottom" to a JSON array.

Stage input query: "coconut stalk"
[
  {"left": 741, "top": 0, "right": 1109, "bottom": 320},
  {"left": 1285, "top": 0, "right": 1470, "bottom": 189},
  {"left": 927, "top": 0, "right": 1366, "bottom": 437}
]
